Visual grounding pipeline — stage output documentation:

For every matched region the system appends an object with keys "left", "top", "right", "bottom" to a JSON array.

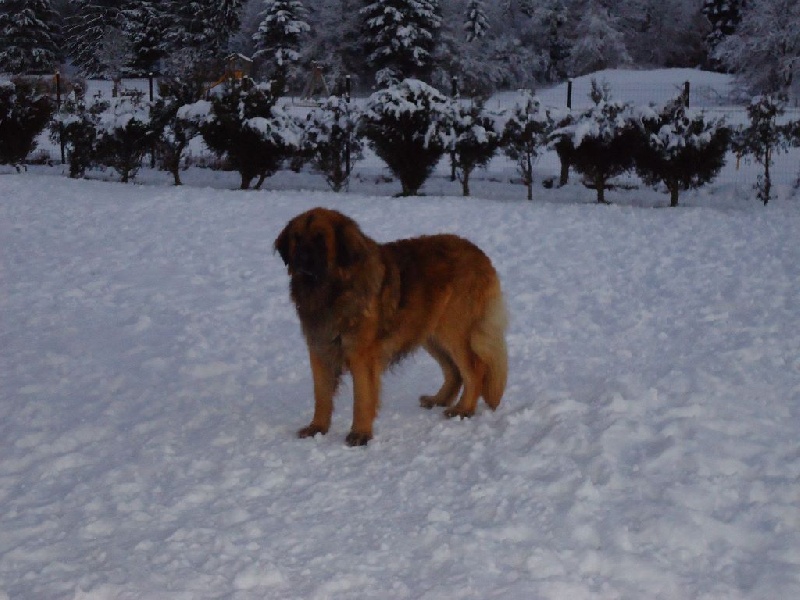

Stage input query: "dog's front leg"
[
  {"left": 346, "top": 350, "right": 381, "bottom": 446},
  {"left": 298, "top": 348, "right": 339, "bottom": 439}
]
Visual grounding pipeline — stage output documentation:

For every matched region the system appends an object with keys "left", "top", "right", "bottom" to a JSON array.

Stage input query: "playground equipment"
[
  {"left": 205, "top": 53, "right": 253, "bottom": 94},
  {"left": 297, "top": 62, "right": 331, "bottom": 106}
]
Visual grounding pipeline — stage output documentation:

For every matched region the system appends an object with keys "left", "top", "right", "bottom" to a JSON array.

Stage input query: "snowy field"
[
  {"left": 2, "top": 165, "right": 799, "bottom": 600},
  {"left": 2, "top": 68, "right": 800, "bottom": 599}
]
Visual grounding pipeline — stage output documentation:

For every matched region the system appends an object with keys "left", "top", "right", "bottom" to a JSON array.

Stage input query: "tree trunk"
[
  {"left": 526, "top": 153, "right": 533, "bottom": 201},
  {"left": 669, "top": 183, "right": 680, "bottom": 207},
  {"left": 462, "top": 171, "right": 471, "bottom": 197},
  {"left": 596, "top": 176, "right": 607, "bottom": 204},
  {"left": 559, "top": 154, "right": 570, "bottom": 187}
]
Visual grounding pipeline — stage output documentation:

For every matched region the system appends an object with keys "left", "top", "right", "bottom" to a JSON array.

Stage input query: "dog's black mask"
[{"left": 292, "top": 233, "right": 328, "bottom": 281}]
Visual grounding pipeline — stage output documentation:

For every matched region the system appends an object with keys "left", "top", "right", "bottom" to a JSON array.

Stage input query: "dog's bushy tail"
[{"left": 471, "top": 287, "right": 508, "bottom": 410}]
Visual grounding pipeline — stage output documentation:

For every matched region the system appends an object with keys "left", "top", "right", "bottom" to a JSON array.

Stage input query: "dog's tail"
[{"left": 471, "top": 287, "right": 508, "bottom": 410}]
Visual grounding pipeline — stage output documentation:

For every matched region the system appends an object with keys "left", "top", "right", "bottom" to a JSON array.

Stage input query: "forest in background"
[{"left": 0, "top": 0, "right": 798, "bottom": 100}]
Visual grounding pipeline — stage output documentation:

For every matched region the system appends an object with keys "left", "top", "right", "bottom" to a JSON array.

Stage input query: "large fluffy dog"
[{"left": 275, "top": 207, "right": 508, "bottom": 446}]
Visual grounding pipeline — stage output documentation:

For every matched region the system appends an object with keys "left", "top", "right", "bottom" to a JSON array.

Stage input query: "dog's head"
[{"left": 274, "top": 208, "right": 370, "bottom": 283}]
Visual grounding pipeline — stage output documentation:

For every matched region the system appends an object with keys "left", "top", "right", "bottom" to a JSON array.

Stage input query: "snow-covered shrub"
[
  {"left": 300, "top": 96, "right": 363, "bottom": 192},
  {"left": 501, "top": 93, "right": 553, "bottom": 201},
  {"left": 634, "top": 96, "right": 730, "bottom": 207},
  {"left": 360, "top": 79, "right": 452, "bottom": 196},
  {"left": 151, "top": 78, "right": 206, "bottom": 186},
  {"left": 93, "top": 95, "right": 155, "bottom": 183},
  {"left": 196, "top": 80, "right": 299, "bottom": 190},
  {"left": 731, "top": 95, "right": 793, "bottom": 205},
  {"left": 551, "top": 92, "right": 637, "bottom": 204},
  {"left": 51, "top": 94, "right": 108, "bottom": 179},
  {"left": 0, "top": 78, "right": 53, "bottom": 167},
  {"left": 449, "top": 100, "right": 501, "bottom": 197}
]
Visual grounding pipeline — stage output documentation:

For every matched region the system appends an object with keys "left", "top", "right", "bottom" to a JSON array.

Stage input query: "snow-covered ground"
[
  {"left": 2, "top": 68, "right": 800, "bottom": 599},
  {"left": 2, "top": 166, "right": 799, "bottom": 600}
]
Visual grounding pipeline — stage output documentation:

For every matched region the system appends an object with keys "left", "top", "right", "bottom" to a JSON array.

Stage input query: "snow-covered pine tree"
[
  {"left": 551, "top": 83, "right": 636, "bottom": 204},
  {"left": 121, "top": 1, "right": 167, "bottom": 76},
  {"left": 197, "top": 81, "right": 299, "bottom": 189},
  {"left": 0, "top": 0, "right": 61, "bottom": 74},
  {"left": 714, "top": 0, "right": 800, "bottom": 97},
  {"left": 0, "top": 78, "right": 54, "bottom": 165},
  {"left": 66, "top": 0, "right": 126, "bottom": 78},
  {"left": 150, "top": 74, "right": 207, "bottom": 185},
  {"left": 732, "top": 94, "right": 793, "bottom": 205},
  {"left": 169, "top": 0, "right": 243, "bottom": 59},
  {"left": 449, "top": 100, "right": 500, "bottom": 196},
  {"left": 300, "top": 95, "right": 363, "bottom": 192},
  {"left": 51, "top": 93, "right": 108, "bottom": 178},
  {"left": 94, "top": 94, "right": 154, "bottom": 183},
  {"left": 502, "top": 92, "right": 553, "bottom": 201},
  {"left": 634, "top": 95, "right": 730, "bottom": 207},
  {"left": 360, "top": 79, "right": 451, "bottom": 196},
  {"left": 253, "top": 0, "right": 310, "bottom": 94},
  {"left": 702, "top": 0, "right": 745, "bottom": 50},
  {"left": 304, "top": 0, "right": 365, "bottom": 89},
  {"left": 464, "top": 0, "right": 488, "bottom": 43},
  {"left": 209, "top": 0, "right": 245, "bottom": 57},
  {"left": 361, "top": 0, "right": 442, "bottom": 86}
]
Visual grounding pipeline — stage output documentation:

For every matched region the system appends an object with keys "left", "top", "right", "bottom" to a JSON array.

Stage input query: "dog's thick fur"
[{"left": 275, "top": 207, "right": 508, "bottom": 446}]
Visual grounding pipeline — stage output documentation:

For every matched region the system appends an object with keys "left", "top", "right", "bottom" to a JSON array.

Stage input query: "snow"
[
  {"left": 2, "top": 67, "right": 800, "bottom": 599},
  {"left": 2, "top": 169, "right": 799, "bottom": 599}
]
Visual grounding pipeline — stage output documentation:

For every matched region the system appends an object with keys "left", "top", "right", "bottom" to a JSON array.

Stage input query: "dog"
[{"left": 274, "top": 207, "right": 508, "bottom": 446}]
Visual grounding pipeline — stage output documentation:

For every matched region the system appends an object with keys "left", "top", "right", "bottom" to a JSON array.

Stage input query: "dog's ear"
[
  {"left": 274, "top": 221, "right": 294, "bottom": 267},
  {"left": 334, "top": 220, "right": 368, "bottom": 269}
]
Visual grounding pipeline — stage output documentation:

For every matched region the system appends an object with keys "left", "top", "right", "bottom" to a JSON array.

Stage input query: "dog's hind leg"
[
  {"left": 420, "top": 341, "right": 462, "bottom": 409},
  {"left": 441, "top": 340, "right": 486, "bottom": 420}
]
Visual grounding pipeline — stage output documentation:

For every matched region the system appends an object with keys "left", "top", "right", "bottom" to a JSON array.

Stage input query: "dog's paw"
[
  {"left": 297, "top": 424, "right": 327, "bottom": 439},
  {"left": 345, "top": 431, "right": 372, "bottom": 447},
  {"left": 444, "top": 407, "right": 474, "bottom": 419},
  {"left": 419, "top": 395, "right": 437, "bottom": 409},
  {"left": 420, "top": 395, "right": 452, "bottom": 409}
]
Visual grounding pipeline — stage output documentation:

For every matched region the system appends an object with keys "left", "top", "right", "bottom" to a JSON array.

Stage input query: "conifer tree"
[
  {"left": 551, "top": 82, "right": 636, "bottom": 204},
  {"left": 464, "top": 0, "right": 488, "bottom": 43},
  {"left": 253, "top": 0, "right": 310, "bottom": 94},
  {"left": 170, "top": 0, "right": 243, "bottom": 59},
  {"left": 702, "top": 0, "right": 745, "bottom": 50},
  {"left": 635, "top": 95, "right": 730, "bottom": 207},
  {"left": 122, "top": 1, "right": 167, "bottom": 75},
  {"left": 361, "top": 0, "right": 442, "bottom": 86},
  {"left": 0, "top": 0, "right": 61, "bottom": 74},
  {"left": 502, "top": 93, "right": 553, "bottom": 201},
  {"left": 65, "top": 0, "right": 125, "bottom": 78},
  {"left": 360, "top": 79, "right": 452, "bottom": 196},
  {"left": 732, "top": 94, "right": 792, "bottom": 205},
  {"left": 450, "top": 100, "right": 500, "bottom": 197}
]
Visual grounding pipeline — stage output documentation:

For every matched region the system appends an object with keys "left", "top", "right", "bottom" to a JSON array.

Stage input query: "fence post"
[
  {"left": 450, "top": 76, "right": 459, "bottom": 183},
  {"left": 56, "top": 71, "right": 65, "bottom": 164},
  {"left": 567, "top": 78, "right": 573, "bottom": 109},
  {"left": 684, "top": 81, "right": 690, "bottom": 108},
  {"left": 344, "top": 75, "right": 351, "bottom": 180}
]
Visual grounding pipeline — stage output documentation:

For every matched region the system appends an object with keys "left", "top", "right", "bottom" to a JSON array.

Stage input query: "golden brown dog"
[{"left": 275, "top": 207, "right": 507, "bottom": 446}]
